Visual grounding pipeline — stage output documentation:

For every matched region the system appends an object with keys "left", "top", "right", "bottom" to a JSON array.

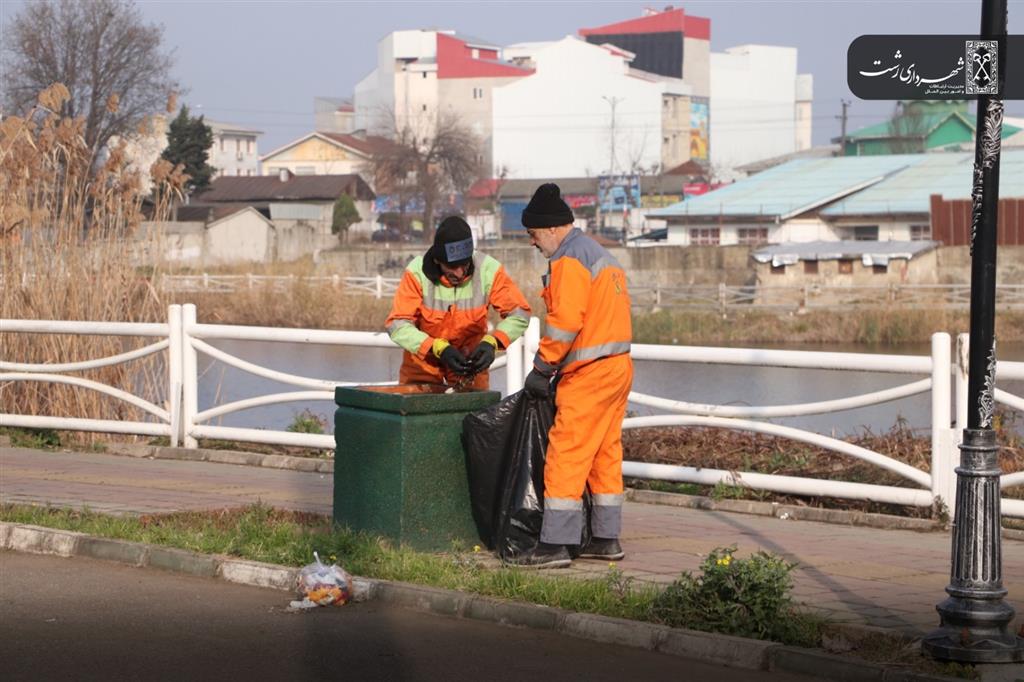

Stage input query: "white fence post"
[
  {"left": 506, "top": 336, "right": 524, "bottom": 395},
  {"left": 167, "top": 305, "right": 183, "bottom": 448},
  {"left": 375, "top": 274, "right": 384, "bottom": 299},
  {"left": 930, "top": 332, "right": 956, "bottom": 517},
  {"left": 181, "top": 304, "right": 199, "bottom": 449},
  {"left": 524, "top": 317, "right": 541, "bottom": 385},
  {"left": 956, "top": 333, "right": 969, "bottom": 441}
]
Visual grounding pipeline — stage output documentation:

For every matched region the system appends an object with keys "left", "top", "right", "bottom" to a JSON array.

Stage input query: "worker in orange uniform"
[
  {"left": 385, "top": 215, "right": 531, "bottom": 390},
  {"left": 511, "top": 184, "right": 633, "bottom": 569}
]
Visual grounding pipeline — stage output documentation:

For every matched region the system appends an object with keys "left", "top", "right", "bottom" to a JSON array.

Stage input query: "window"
[
  {"left": 422, "top": 71, "right": 427, "bottom": 79},
  {"left": 803, "top": 260, "right": 819, "bottom": 274},
  {"left": 246, "top": 140, "right": 253, "bottom": 154},
  {"left": 771, "top": 263, "right": 786, "bottom": 275},
  {"left": 872, "top": 264, "right": 888, "bottom": 275},
  {"left": 689, "top": 228, "right": 720, "bottom": 245},
  {"left": 911, "top": 224, "right": 931, "bottom": 241},
  {"left": 472, "top": 48, "right": 479, "bottom": 59},
  {"left": 422, "top": 104, "right": 427, "bottom": 111},
  {"left": 219, "top": 138, "right": 225, "bottom": 152},
  {"left": 737, "top": 227, "right": 768, "bottom": 245},
  {"left": 838, "top": 259, "right": 854, "bottom": 274},
  {"left": 853, "top": 225, "right": 879, "bottom": 241},
  {"left": 235, "top": 139, "right": 241, "bottom": 152}
]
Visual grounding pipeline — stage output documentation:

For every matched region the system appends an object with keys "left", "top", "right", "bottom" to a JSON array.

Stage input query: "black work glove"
[
  {"left": 439, "top": 345, "right": 471, "bottom": 375},
  {"left": 524, "top": 368, "right": 553, "bottom": 399},
  {"left": 468, "top": 336, "right": 497, "bottom": 374}
]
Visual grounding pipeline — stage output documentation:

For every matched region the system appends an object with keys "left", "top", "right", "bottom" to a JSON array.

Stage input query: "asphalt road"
[{"left": 0, "top": 551, "right": 821, "bottom": 682}]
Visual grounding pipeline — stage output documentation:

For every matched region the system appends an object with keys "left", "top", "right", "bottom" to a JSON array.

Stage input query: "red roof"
[
  {"left": 580, "top": 8, "right": 710, "bottom": 41},
  {"left": 319, "top": 132, "right": 393, "bottom": 156},
  {"left": 468, "top": 178, "right": 502, "bottom": 199},
  {"left": 436, "top": 33, "right": 534, "bottom": 79}
]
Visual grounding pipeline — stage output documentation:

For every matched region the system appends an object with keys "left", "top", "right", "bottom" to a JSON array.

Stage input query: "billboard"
[
  {"left": 689, "top": 100, "right": 709, "bottom": 161},
  {"left": 597, "top": 175, "right": 641, "bottom": 213}
]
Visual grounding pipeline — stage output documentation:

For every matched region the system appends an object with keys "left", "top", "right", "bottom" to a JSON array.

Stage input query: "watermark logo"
[
  {"left": 965, "top": 40, "right": 998, "bottom": 94},
  {"left": 848, "top": 35, "right": 1021, "bottom": 100}
]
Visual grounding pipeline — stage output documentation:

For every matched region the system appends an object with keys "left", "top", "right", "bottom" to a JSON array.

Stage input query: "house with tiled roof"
[{"left": 259, "top": 131, "right": 392, "bottom": 184}]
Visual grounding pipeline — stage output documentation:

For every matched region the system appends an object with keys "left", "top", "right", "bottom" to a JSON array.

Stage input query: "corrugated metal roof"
[
  {"left": 752, "top": 240, "right": 938, "bottom": 267},
  {"left": 649, "top": 155, "right": 926, "bottom": 219},
  {"left": 821, "top": 149, "right": 1024, "bottom": 216}
]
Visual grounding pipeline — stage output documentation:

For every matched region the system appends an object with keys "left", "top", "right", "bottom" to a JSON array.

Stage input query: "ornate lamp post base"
[{"left": 922, "top": 429, "right": 1024, "bottom": 663}]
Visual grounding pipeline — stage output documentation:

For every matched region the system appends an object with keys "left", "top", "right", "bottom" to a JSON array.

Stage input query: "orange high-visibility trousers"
[{"left": 541, "top": 352, "right": 633, "bottom": 545}]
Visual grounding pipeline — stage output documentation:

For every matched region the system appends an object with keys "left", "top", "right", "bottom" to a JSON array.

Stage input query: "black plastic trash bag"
[{"left": 463, "top": 391, "right": 591, "bottom": 561}]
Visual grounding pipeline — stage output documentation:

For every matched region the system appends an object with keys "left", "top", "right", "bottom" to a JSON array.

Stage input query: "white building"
[
  {"left": 206, "top": 120, "right": 262, "bottom": 177},
  {"left": 353, "top": 29, "right": 533, "bottom": 172},
  {"left": 492, "top": 36, "right": 691, "bottom": 179},
  {"left": 710, "top": 45, "right": 813, "bottom": 177}
]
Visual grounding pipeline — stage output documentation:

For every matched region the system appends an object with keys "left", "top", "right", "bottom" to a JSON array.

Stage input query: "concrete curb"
[
  {"left": 0, "top": 521, "right": 966, "bottom": 681},
  {"left": 627, "top": 488, "right": 947, "bottom": 533},
  {"left": 101, "top": 443, "right": 335, "bottom": 474},
  {"left": 81, "top": 444, "right": 1024, "bottom": 541}
]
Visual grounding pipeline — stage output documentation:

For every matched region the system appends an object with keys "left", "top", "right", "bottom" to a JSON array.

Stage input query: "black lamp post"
[{"left": 921, "top": 0, "right": 1024, "bottom": 664}]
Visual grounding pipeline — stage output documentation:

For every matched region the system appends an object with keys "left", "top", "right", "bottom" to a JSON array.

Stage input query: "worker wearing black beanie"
[
  {"left": 521, "top": 183, "right": 574, "bottom": 229},
  {"left": 509, "top": 182, "right": 633, "bottom": 570}
]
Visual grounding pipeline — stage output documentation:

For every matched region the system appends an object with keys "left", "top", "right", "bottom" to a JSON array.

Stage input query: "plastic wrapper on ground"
[{"left": 291, "top": 551, "right": 352, "bottom": 609}]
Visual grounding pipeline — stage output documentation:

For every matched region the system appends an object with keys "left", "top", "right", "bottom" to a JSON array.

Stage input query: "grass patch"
[
  {"left": 0, "top": 503, "right": 813, "bottom": 641},
  {"left": 1, "top": 502, "right": 985, "bottom": 677}
]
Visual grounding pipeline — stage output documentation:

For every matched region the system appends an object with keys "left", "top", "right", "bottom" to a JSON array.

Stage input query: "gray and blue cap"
[{"left": 423, "top": 215, "right": 475, "bottom": 283}]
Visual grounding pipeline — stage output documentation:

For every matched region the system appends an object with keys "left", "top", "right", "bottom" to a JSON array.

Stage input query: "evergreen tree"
[
  {"left": 162, "top": 105, "right": 215, "bottom": 193},
  {"left": 331, "top": 194, "right": 362, "bottom": 244}
]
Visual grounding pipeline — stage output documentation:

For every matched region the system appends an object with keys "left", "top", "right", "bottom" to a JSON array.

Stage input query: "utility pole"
[
  {"left": 602, "top": 95, "right": 623, "bottom": 175},
  {"left": 837, "top": 99, "right": 850, "bottom": 155},
  {"left": 922, "top": 0, "right": 1023, "bottom": 664}
]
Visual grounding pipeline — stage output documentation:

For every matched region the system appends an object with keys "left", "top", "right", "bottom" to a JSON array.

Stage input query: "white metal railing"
[
  {"left": 2, "top": 307, "right": 1021, "bottom": 517},
  {"left": 160, "top": 274, "right": 400, "bottom": 299}
]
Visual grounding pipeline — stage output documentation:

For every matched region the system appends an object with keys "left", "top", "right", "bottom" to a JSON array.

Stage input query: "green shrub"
[
  {"left": 648, "top": 546, "right": 819, "bottom": 645},
  {"left": 286, "top": 409, "right": 326, "bottom": 434}
]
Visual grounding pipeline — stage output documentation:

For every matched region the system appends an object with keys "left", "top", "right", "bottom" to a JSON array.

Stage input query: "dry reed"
[{"left": 1, "top": 85, "right": 187, "bottom": 443}]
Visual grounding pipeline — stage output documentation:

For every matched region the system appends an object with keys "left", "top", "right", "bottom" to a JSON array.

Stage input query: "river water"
[{"left": 196, "top": 340, "right": 1024, "bottom": 438}]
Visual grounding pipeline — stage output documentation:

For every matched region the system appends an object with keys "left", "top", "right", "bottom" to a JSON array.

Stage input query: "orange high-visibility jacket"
[
  {"left": 535, "top": 228, "right": 631, "bottom": 376},
  {"left": 385, "top": 252, "right": 530, "bottom": 386}
]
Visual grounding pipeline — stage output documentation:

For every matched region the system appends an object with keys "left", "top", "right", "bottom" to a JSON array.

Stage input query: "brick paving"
[{"left": 2, "top": 446, "right": 1021, "bottom": 636}]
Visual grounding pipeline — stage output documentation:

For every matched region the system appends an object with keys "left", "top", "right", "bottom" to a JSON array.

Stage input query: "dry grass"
[
  {"left": 632, "top": 308, "right": 1024, "bottom": 346},
  {"left": 624, "top": 410, "right": 1024, "bottom": 516},
  {"left": 1, "top": 84, "right": 186, "bottom": 443}
]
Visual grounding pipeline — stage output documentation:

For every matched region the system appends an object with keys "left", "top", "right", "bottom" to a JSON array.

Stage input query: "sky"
[{"left": 3, "top": 0, "right": 1024, "bottom": 155}]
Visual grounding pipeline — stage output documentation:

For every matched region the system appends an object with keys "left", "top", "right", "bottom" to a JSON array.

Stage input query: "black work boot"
[
  {"left": 503, "top": 542, "right": 572, "bottom": 569},
  {"left": 578, "top": 537, "right": 625, "bottom": 561}
]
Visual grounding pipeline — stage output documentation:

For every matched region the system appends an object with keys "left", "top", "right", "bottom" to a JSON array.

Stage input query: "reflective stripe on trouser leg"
[
  {"left": 542, "top": 353, "right": 634, "bottom": 543},
  {"left": 540, "top": 497, "right": 584, "bottom": 545},
  {"left": 591, "top": 493, "right": 624, "bottom": 539}
]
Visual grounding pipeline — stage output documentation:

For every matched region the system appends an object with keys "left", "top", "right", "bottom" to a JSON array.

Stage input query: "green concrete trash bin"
[{"left": 334, "top": 384, "right": 501, "bottom": 551}]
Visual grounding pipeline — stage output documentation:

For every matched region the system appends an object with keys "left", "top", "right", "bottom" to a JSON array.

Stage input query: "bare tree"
[
  {"left": 2, "top": 0, "right": 180, "bottom": 161},
  {"left": 367, "top": 108, "right": 483, "bottom": 241},
  {"left": 886, "top": 101, "right": 929, "bottom": 154}
]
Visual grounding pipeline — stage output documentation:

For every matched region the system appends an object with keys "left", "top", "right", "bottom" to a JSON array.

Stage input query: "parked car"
[{"left": 371, "top": 227, "right": 409, "bottom": 243}]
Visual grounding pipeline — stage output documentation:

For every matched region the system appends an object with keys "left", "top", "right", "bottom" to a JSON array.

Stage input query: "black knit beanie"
[
  {"left": 522, "top": 183, "right": 574, "bottom": 228},
  {"left": 423, "top": 215, "right": 474, "bottom": 283}
]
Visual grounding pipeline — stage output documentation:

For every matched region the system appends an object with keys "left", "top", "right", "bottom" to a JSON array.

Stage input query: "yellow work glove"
[{"left": 432, "top": 338, "right": 470, "bottom": 374}]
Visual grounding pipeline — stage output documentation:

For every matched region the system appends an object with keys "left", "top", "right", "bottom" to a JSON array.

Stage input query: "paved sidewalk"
[{"left": 2, "top": 446, "right": 1021, "bottom": 637}]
